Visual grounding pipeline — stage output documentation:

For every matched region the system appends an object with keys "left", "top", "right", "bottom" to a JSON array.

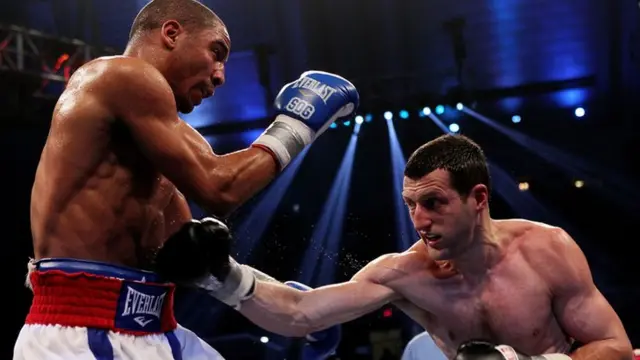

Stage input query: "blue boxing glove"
[
  {"left": 285, "top": 281, "right": 342, "bottom": 360},
  {"left": 252, "top": 71, "right": 359, "bottom": 169}
]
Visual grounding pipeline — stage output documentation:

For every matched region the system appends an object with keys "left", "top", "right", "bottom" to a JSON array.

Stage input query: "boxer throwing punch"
[
  {"left": 15, "top": 0, "right": 358, "bottom": 358},
  {"left": 158, "top": 135, "right": 633, "bottom": 360}
]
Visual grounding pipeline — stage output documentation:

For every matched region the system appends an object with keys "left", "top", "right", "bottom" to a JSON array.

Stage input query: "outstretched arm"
[
  {"left": 240, "top": 277, "right": 397, "bottom": 337},
  {"left": 537, "top": 229, "right": 632, "bottom": 360},
  {"left": 239, "top": 254, "right": 403, "bottom": 337},
  {"left": 155, "top": 219, "right": 402, "bottom": 338}
]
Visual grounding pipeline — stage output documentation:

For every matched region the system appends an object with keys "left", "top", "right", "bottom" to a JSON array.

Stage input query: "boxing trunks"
[{"left": 14, "top": 258, "right": 225, "bottom": 360}]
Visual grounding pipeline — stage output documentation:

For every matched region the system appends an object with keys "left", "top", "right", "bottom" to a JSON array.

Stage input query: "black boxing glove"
[
  {"left": 153, "top": 217, "right": 256, "bottom": 309},
  {"left": 454, "top": 340, "right": 570, "bottom": 360}
]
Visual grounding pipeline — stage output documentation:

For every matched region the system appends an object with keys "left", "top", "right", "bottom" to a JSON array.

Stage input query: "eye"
[
  {"left": 421, "top": 198, "right": 439, "bottom": 210},
  {"left": 210, "top": 43, "right": 228, "bottom": 62},
  {"left": 404, "top": 199, "right": 416, "bottom": 210}
]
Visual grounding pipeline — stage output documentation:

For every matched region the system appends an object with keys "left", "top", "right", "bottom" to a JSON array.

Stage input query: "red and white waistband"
[{"left": 25, "top": 258, "right": 178, "bottom": 336}]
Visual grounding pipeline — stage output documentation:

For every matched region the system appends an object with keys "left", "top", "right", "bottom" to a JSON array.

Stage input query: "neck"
[
  {"left": 123, "top": 38, "right": 166, "bottom": 73},
  {"left": 450, "top": 213, "right": 503, "bottom": 279}
]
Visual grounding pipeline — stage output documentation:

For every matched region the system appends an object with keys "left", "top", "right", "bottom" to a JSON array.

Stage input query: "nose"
[
  {"left": 411, "top": 205, "right": 433, "bottom": 230},
  {"left": 211, "top": 63, "right": 225, "bottom": 88}
]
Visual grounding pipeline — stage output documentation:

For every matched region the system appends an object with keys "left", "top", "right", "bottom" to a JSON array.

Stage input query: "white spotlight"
[
  {"left": 422, "top": 107, "right": 431, "bottom": 115},
  {"left": 383, "top": 111, "right": 393, "bottom": 120},
  {"left": 260, "top": 336, "right": 269, "bottom": 343},
  {"left": 456, "top": 103, "right": 463, "bottom": 110},
  {"left": 355, "top": 115, "right": 364, "bottom": 124}
]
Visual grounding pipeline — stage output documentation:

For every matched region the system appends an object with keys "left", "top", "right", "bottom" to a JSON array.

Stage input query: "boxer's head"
[
  {"left": 403, "top": 134, "right": 490, "bottom": 260},
  {"left": 127, "top": 0, "right": 230, "bottom": 113}
]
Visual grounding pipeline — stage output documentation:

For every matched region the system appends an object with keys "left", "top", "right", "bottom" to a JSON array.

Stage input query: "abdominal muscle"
[{"left": 31, "top": 146, "right": 190, "bottom": 269}]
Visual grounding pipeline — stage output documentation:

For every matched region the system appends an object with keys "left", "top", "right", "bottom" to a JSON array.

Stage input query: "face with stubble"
[
  {"left": 158, "top": 21, "right": 230, "bottom": 113},
  {"left": 402, "top": 169, "right": 488, "bottom": 261}
]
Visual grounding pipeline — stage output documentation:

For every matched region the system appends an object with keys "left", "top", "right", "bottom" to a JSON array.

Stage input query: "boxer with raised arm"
[
  {"left": 15, "top": 0, "right": 358, "bottom": 358},
  {"left": 159, "top": 135, "right": 632, "bottom": 360}
]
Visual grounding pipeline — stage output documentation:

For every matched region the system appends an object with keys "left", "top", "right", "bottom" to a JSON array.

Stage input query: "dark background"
[{"left": 2, "top": 0, "right": 640, "bottom": 359}]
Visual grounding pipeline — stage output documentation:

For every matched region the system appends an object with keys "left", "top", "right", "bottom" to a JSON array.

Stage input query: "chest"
[{"left": 398, "top": 263, "right": 554, "bottom": 349}]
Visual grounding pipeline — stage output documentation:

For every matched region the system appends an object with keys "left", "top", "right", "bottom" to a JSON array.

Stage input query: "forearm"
[
  {"left": 240, "top": 279, "right": 394, "bottom": 337},
  {"left": 204, "top": 147, "right": 277, "bottom": 216},
  {"left": 198, "top": 261, "right": 310, "bottom": 337},
  {"left": 239, "top": 280, "right": 309, "bottom": 337},
  {"left": 568, "top": 339, "right": 633, "bottom": 360}
]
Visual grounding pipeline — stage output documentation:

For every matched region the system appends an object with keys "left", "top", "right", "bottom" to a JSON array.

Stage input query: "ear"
[
  {"left": 469, "top": 184, "right": 489, "bottom": 211},
  {"left": 160, "top": 20, "right": 183, "bottom": 49}
]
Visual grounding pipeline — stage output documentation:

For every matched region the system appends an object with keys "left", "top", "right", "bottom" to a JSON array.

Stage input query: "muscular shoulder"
[
  {"left": 352, "top": 250, "right": 422, "bottom": 283},
  {"left": 504, "top": 219, "right": 572, "bottom": 258},
  {"left": 67, "top": 56, "right": 174, "bottom": 113},
  {"left": 72, "top": 56, "right": 165, "bottom": 85},
  {"left": 352, "top": 241, "right": 435, "bottom": 284},
  {"left": 104, "top": 56, "right": 171, "bottom": 93},
  {"left": 506, "top": 220, "right": 585, "bottom": 286}
]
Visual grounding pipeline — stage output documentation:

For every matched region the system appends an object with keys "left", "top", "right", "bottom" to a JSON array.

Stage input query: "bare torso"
[
  {"left": 387, "top": 220, "right": 572, "bottom": 359},
  {"left": 30, "top": 59, "right": 191, "bottom": 268}
]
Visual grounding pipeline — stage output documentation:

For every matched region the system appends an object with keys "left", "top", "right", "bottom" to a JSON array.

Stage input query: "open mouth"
[{"left": 423, "top": 234, "right": 443, "bottom": 247}]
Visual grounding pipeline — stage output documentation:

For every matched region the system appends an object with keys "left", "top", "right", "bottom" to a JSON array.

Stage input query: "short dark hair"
[
  {"left": 404, "top": 134, "right": 491, "bottom": 197},
  {"left": 129, "top": 0, "right": 222, "bottom": 41}
]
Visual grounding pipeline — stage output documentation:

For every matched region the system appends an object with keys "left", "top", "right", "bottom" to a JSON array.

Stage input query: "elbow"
[
  {"left": 277, "top": 327, "right": 311, "bottom": 338},
  {"left": 202, "top": 194, "right": 237, "bottom": 219},
  {"left": 253, "top": 307, "right": 312, "bottom": 338},
  {"left": 613, "top": 345, "right": 634, "bottom": 360},
  {"left": 201, "top": 168, "right": 241, "bottom": 218},
  {"left": 279, "top": 295, "right": 317, "bottom": 338},
  {"left": 582, "top": 338, "right": 634, "bottom": 360},
  {"left": 612, "top": 340, "right": 634, "bottom": 360},
  {"left": 290, "top": 309, "right": 318, "bottom": 337},
  {"left": 283, "top": 312, "right": 314, "bottom": 338},
  {"left": 610, "top": 334, "right": 634, "bottom": 359}
]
